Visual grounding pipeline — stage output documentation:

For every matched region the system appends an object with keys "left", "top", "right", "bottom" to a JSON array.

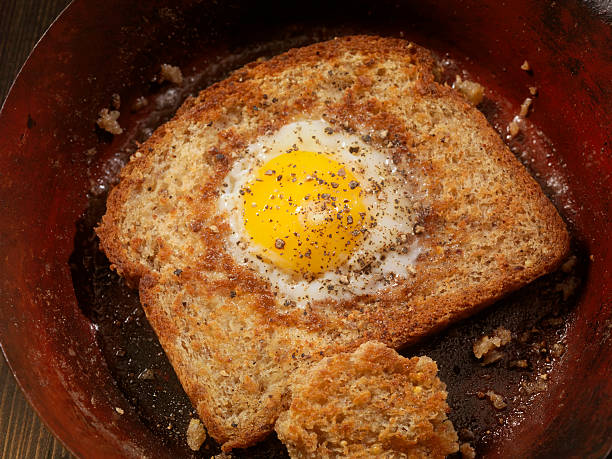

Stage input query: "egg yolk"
[{"left": 242, "top": 150, "right": 367, "bottom": 277}]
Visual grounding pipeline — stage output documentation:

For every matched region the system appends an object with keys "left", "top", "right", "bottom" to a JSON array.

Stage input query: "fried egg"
[{"left": 219, "top": 120, "right": 424, "bottom": 306}]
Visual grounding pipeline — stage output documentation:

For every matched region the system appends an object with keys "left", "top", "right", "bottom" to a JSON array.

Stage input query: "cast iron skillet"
[{"left": 0, "top": 1, "right": 610, "bottom": 458}]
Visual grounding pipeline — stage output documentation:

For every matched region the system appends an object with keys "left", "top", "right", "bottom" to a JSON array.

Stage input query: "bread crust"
[{"left": 96, "top": 35, "right": 570, "bottom": 450}]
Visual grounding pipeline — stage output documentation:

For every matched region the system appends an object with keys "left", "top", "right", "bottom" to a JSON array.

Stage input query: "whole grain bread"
[
  {"left": 96, "top": 36, "right": 569, "bottom": 451},
  {"left": 275, "top": 341, "right": 459, "bottom": 459}
]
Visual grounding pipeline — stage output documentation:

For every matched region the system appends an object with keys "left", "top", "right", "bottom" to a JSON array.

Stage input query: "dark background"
[{"left": 1, "top": 1, "right": 73, "bottom": 457}]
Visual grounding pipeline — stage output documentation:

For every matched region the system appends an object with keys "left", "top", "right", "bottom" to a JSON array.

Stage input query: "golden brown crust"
[
  {"left": 96, "top": 35, "right": 570, "bottom": 450},
  {"left": 275, "top": 342, "right": 459, "bottom": 458}
]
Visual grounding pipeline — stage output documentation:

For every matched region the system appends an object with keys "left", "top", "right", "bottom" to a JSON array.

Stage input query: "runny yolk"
[{"left": 242, "top": 150, "right": 367, "bottom": 278}]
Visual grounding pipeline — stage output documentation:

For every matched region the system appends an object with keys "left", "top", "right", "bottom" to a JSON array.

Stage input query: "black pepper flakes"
[
  {"left": 173, "top": 268, "right": 182, "bottom": 276},
  {"left": 230, "top": 291, "right": 236, "bottom": 298},
  {"left": 349, "top": 180, "right": 359, "bottom": 189},
  {"left": 324, "top": 127, "right": 334, "bottom": 135},
  {"left": 275, "top": 239, "right": 286, "bottom": 249}
]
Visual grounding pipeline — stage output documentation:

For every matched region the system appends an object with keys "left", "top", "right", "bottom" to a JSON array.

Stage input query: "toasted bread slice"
[
  {"left": 275, "top": 341, "right": 458, "bottom": 458},
  {"left": 96, "top": 36, "right": 569, "bottom": 450}
]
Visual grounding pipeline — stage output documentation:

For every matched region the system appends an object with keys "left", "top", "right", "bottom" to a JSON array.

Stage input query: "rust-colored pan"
[{"left": 0, "top": 1, "right": 610, "bottom": 457}]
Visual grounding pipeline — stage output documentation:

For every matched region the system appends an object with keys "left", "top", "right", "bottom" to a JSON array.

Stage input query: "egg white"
[{"left": 218, "top": 120, "right": 425, "bottom": 307}]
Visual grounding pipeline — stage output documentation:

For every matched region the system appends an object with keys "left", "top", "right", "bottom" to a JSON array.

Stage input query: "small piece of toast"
[{"left": 275, "top": 341, "right": 459, "bottom": 458}]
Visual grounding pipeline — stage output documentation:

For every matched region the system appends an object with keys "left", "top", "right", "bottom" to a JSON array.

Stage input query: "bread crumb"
[
  {"left": 521, "top": 60, "right": 531, "bottom": 71},
  {"left": 186, "top": 418, "right": 207, "bottom": 451},
  {"left": 111, "top": 93, "right": 121, "bottom": 109},
  {"left": 481, "top": 349, "right": 505, "bottom": 365},
  {"left": 529, "top": 86, "right": 538, "bottom": 96},
  {"left": 160, "top": 64, "right": 184, "bottom": 85},
  {"left": 115, "top": 407, "right": 124, "bottom": 415},
  {"left": 550, "top": 343, "right": 565, "bottom": 358},
  {"left": 473, "top": 327, "right": 512, "bottom": 360},
  {"left": 137, "top": 368, "right": 154, "bottom": 380},
  {"left": 460, "top": 442, "right": 477, "bottom": 459},
  {"left": 508, "top": 117, "right": 521, "bottom": 138},
  {"left": 96, "top": 108, "right": 123, "bottom": 135},
  {"left": 561, "top": 255, "right": 576, "bottom": 273},
  {"left": 486, "top": 390, "right": 507, "bottom": 410},
  {"left": 521, "top": 378, "right": 548, "bottom": 395},
  {"left": 519, "top": 97, "right": 533, "bottom": 117},
  {"left": 453, "top": 75, "right": 484, "bottom": 106},
  {"left": 509, "top": 359, "right": 529, "bottom": 369},
  {"left": 131, "top": 96, "right": 149, "bottom": 112}
]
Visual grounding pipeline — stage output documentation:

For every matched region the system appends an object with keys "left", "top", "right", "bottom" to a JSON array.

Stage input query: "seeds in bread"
[
  {"left": 275, "top": 341, "right": 459, "bottom": 459},
  {"left": 96, "top": 35, "right": 570, "bottom": 450}
]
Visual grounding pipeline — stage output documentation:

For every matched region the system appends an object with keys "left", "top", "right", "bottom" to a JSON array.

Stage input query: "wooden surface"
[{"left": 1, "top": 2, "right": 74, "bottom": 458}]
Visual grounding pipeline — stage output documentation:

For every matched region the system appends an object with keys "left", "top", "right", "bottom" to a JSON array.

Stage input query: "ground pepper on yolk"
[{"left": 242, "top": 150, "right": 367, "bottom": 278}]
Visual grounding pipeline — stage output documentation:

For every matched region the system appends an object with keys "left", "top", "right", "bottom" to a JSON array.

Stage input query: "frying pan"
[{"left": 0, "top": 1, "right": 610, "bottom": 457}]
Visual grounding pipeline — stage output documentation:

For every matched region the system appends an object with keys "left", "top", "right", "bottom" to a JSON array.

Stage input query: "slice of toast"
[
  {"left": 96, "top": 36, "right": 569, "bottom": 450},
  {"left": 275, "top": 341, "right": 459, "bottom": 459}
]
